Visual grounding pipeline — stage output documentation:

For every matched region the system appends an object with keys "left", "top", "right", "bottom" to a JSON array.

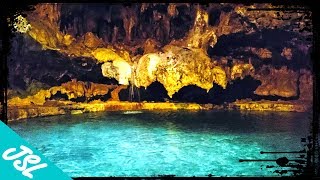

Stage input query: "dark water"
[{"left": 9, "top": 110, "right": 311, "bottom": 177}]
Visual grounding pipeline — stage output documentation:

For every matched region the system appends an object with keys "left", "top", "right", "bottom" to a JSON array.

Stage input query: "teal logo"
[
  {"left": 0, "top": 120, "right": 72, "bottom": 180},
  {"left": 2, "top": 145, "right": 48, "bottom": 178}
]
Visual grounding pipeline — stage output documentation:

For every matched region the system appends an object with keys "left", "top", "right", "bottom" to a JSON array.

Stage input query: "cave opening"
[
  {"left": 70, "top": 96, "right": 87, "bottom": 103},
  {"left": 169, "top": 76, "right": 262, "bottom": 104},
  {"left": 88, "top": 93, "right": 112, "bottom": 102},
  {"left": 207, "top": 29, "right": 310, "bottom": 70},
  {"left": 208, "top": 76, "right": 262, "bottom": 104},
  {"left": 49, "top": 91, "right": 69, "bottom": 101},
  {"left": 116, "top": 75, "right": 301, "bottom": 104},
  {"left": 119, "top": 81, "right": 170, "bottom": 102},
  {"left": 172, "top": 85, "right": 209, "bottom": 104},
  {"left": 141, "top": 81, "right": 170, "bottom": 102}
]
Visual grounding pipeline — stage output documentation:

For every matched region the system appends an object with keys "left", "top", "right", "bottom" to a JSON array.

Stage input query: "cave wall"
[{"left": 8, "top": 3, "right": 313, "bottom": 103}]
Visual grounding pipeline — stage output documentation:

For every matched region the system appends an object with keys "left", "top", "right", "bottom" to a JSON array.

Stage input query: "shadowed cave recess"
[{"left": 7, "top": 3, "right": 313, "bottom": 120}]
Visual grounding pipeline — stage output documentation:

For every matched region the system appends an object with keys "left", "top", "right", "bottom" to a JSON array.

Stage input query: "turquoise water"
[{"left": 9, "top": 110, "right": 311, "bottom": 177}]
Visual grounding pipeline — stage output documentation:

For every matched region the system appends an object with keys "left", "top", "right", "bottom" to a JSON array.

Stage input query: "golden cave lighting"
[{"left": 13, "top": 15, "right": 31, "bottom": 33}]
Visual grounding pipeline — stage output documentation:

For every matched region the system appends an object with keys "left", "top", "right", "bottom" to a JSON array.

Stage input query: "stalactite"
[
  {"left": 122, "top": 7, "right": 137, "bottom": 43},
  {"left": 11, "top": 3, "right": 312, "bottom": 100},
  {"left": 112, "top": 26, "right": 119, "bottom": 43}
]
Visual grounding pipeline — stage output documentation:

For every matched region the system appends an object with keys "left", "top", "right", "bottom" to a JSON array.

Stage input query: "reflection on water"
[{"left": 9, "top": 110, "right": 311, "bottom": 177}]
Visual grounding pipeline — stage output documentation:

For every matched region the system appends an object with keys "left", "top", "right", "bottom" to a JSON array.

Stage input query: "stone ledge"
[{"left": 7, "top": 100, "right": 312, "bottom": 121}]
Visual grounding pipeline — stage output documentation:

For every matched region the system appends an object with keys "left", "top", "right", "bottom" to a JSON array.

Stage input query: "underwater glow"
[{"left": 9, "top": 111, "right": 310, "bottom": 177}]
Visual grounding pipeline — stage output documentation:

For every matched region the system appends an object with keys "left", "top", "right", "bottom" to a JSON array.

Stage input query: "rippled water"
[{"left": 9, "top": 110, "right": 311, "bottom": 177}]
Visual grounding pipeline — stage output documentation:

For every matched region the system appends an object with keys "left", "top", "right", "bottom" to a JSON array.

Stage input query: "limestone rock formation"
[
  {"left": 135, "top": 45, "right": 227, "bottom": 97},
  {"left": 8, "top": 80, "right": 121, "bottom": 106},
  {"left": 230, "top": 63, "right": 255, "bottom": 80},
  {"left": 254, "top": 66, "right": 298, "bottom": 97},
  {"left": 281, "top": 47, "right": 293, "bottom": 60},
  {"left": 184, "top": 7, "right": 217, "bottom": 49},
  {"left": 142, "top": 38, "right": 161, "bottom": 54},
  {"left": 109, "top": 85, "right": 128, "bottom": 101},
  {"left": 9, "top": 3, "right": 312, "bottom": 103},
  {"left": 249, "top": 47, "right": 272, "bottom": 59},
  {"left": 100, "top": 60, "right": 132, "bottom": 85},
  {"left": 299, "top": 69, "right": 313, "bottom": 101},
  {"left": 60, "top": 79, "right": 114, "bottom": 99}
]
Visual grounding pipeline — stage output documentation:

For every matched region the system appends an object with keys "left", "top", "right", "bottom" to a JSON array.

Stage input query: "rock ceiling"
[{"left": 9, "top": 3, "right": 312, "bottom": 101}]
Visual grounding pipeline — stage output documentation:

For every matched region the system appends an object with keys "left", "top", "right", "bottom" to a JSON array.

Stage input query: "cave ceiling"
[{"left": 8, "top": 3, "right": 313, "bottom": 101}]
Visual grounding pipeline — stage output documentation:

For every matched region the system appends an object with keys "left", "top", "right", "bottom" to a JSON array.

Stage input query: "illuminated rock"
[
  {"left": 232, "top": 99, "right": 311, "bottom": 112},
  {"left": 231, "top": 63, "right": 255, "bottom": 80},
  {"left": 60, "top": 79, "right": 114, "bottom": 99},
  {"left": 10, "top": 3, "right": 312, "bottom": 103},
  {"left": 214, "top": 11, "right": 233, "bottom": 37},
  {"left": 25, "top": 4, "right": 68, "bottom": 50},
  {"left": 176, "top": 7, "right": 217, "bottom": 50},
  {"left": 92, "top": 48, "right": 130, "bottom": 63},
  {"left": 167, "top": 3, "right": 178, "bottom": 17},
  {"left": 13, "top": 15, "right": 31, "bottom": 33},
  {"left": 135, "top": 53, "right": 162, "bottom": 87},
  {"left": 133, "top": 7, "right": 230, "bottom": 97},
  {"left": 23, "top": 4, "right": 132, "bottom": 78},
  {"left": 109, "top": 85, "right": 128, "bottom": 101},
  {"left": 83, "top": 32, "right": 105, "bottom": 49},
  {"left": 143, "top": 38, "right": 161, "bottom": 54},
  {"left": 8, "top": 89, "right": 53, "bottom": 106},
  {"left": 234, "top": 4, "right": 306, "bottom": 31},
  {"left": 8, "top": 99, "right": 310, "bottom": 121},
  {"left": 101, "top": 60, "right": 132, "bottom": 85},
  {"left": 136, "top": 45, "right": 227, "bottom": 97},
  {"left": 8, "top": 80, "right": 120, "bottom": 106}
]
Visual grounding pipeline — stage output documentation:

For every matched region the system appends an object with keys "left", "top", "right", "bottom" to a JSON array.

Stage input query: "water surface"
[{"left": 9, "top": 110, "right": 311, "bottom": 177}]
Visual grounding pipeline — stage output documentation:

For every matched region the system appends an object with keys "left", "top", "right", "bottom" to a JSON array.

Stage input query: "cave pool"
[{"left": 8, "top": 110, "right": 311, "bottom": 177}]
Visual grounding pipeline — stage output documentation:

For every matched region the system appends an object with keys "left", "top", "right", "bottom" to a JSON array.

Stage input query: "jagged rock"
[
  {"left": 143, "top": 38, "right": 161, "bottom": 54},
  {"left": 110, "top": 85, "right": 128, "bottom": 101},
  {"left": 25, "top": 80, "right": 51, "bottom": 96},
  {"left": 234, "top": 4, "right": 309, "bottom": 32},
  {"left": 25, "top": 4, "right": 70, "bottom": 50},
  {"left": 9, "top": 3, "right": 312, "bottom": 103},
  {"left": 254, "top": 66, "right": 298, "bottom": 97},
  {"left": 60, "top": 79, "right": 114, "bottom": 99},
  {"left": 281, "top": 47, "right": 293, "bottom": 60},
  {"left": 83, "top": 32, "right": 105, "bottom": 48},
  {"left": 8, "top": 80, "right": 120, "bottom": 106},
  {"left": 9, "top": 89, "right": 54, "bottom": 106},
  {"left": 230, "top": 63, "right": 255, "bottom": 80},
  {"left": 121, "top": 7, "right": 138, "bottom": 43},
  {"left": 249, "top": 47, "right": 272, "bottom": 59},
  {"left": 299, "top": 69, "right": 313, "bottom": 101},
  {"left": 171, "top": 7, "right": 217, "bottom": 50},
  {"left": 136, "top": 45, "right": 227, "bottom": 98},
  {"left": 100, "top": 60, "right": 132, "bottom": 85},
  {"left": 22, "top": 4, "right": 131, "bottom": 63}
]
